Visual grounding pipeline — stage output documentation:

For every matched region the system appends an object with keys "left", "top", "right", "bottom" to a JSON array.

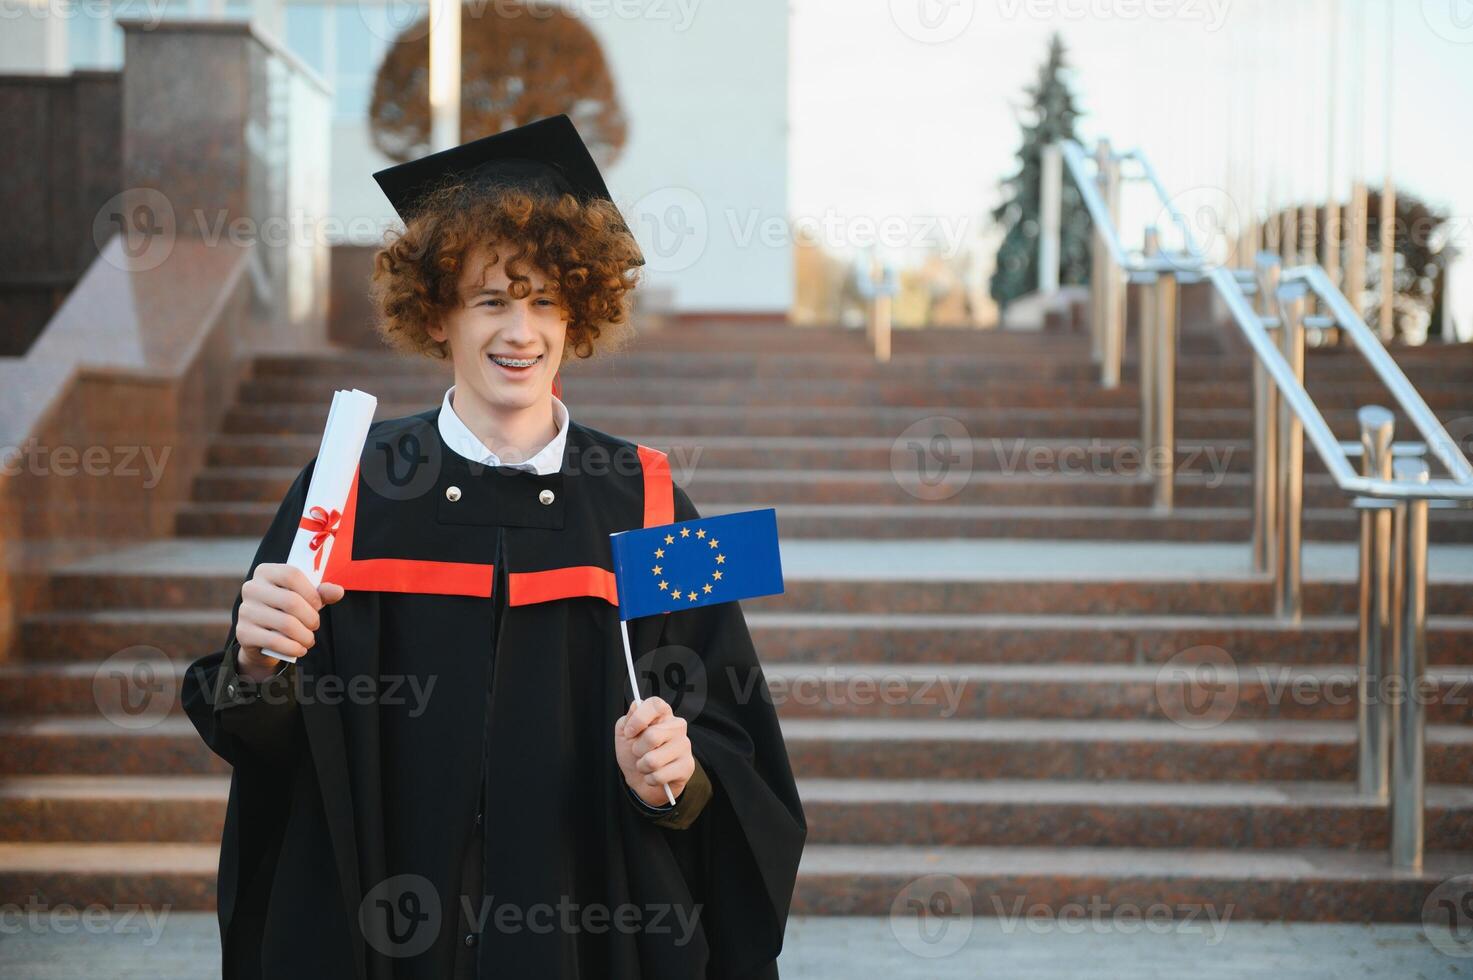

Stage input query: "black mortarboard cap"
[{"left": 373, "top": 114, "right": 642, "bottom": 264}]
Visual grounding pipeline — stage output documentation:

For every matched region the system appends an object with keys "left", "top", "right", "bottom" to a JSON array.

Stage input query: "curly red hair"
[{"left": 370, "top": 182, "right": 642, "bottom": 361}]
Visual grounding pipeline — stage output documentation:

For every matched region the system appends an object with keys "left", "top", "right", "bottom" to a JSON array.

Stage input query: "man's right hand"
[{"left": 234, "top": 563, "right": 346, "bottom": 682}]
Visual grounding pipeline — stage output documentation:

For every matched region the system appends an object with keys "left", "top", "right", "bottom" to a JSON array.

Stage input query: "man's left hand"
[{"left": 614, "top": 696, "right": 694, "bottom": 806}]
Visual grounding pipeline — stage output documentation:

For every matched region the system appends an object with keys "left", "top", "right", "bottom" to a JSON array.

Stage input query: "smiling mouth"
[{"left": 488, "top": 353, "right": 543, "bottom": 369}]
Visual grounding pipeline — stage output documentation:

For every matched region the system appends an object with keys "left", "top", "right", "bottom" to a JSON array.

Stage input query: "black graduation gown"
[{"left": 181, "top": 407, "right": 807, "bottom": 980}]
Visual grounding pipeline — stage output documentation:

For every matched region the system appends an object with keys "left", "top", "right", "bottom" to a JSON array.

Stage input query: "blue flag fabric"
[{"left": 609, "top": 507, "right": 784, "bottom": 620}]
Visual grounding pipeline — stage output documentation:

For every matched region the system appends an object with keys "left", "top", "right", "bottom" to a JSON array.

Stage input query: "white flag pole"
[{"left": 619, "top": 617, "right": 678, "bottom": 806}]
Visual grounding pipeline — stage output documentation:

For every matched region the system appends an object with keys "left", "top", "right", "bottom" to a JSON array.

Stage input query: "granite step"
[
  {"left": 205, "top": 434, "right": 1267, "bottom": 473},
  {"left": 186, "top": 465, "right": 1371, "bottom": 510},
  {"left": 7, "top": 775, "right": 1473, "bottom": 852},
  {"left": 777, "top": 718, "right": 1473, "bottom": 782},
  {"left": 796, "top": 778, "right": 1473, "bottom": 849},
  {"left": 219, "top": 402, "right": 1466, "bottom": 441},
  {"left": 231, "top": 375, "right": 1473, "bottom": 412},
  {"left": 15, "top": 608, "right": 1473, "bottom": 668},
  {"left": 9, "top": 659, "right": 1473, "bottom": 724},
  {"left": 7, "top": 716, "right": 1473, "bottom": 781},
  {"left": 0, "top": 776, "right": 228, "bottom": 843},
  {"left": 174, "top": 500, "right": 1473, "bottom": 543},
  {"left": 2, "top": 841, "right": 1469, "bottom": 919},
  {"left": 43, "top": 567, "right": 1473, "bottom": 617},
  {"left": 793, "top": 844, "right": 1473, "bottom": 920}
]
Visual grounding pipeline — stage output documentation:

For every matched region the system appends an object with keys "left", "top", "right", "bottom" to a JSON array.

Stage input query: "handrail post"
[
  {"left": 1251, "top": 253, "right": 1282, "bottom": 573},
  {"left": 1356, "top": 406, "right": 1395, "bottom": 800},
  {"left": 1039, "top": 142, "right": 1062, "bottom": 296},
  {"left": 1140, "top": 229, "right": 1160, "bottom": 472},
  {"left": 1101, "top": 148, "right": 1124, "bottom": 390},
  {"left": 1389, "top": 455, "right": 1430, "bottom": 871},
  {"left": 1274, "top": 283, "right": 1307, "bottom": 621},
  {"left": 1152, "top": 248, "right": 1177, "bottom": 510},
  {"left": 1089, "top": 140, "right": 1111, "bottom": 367}
]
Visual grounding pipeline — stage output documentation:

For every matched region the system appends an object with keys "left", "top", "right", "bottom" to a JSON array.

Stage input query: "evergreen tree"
[{"left": 990, "top": 34, "right": 1093, "bottom": 311}]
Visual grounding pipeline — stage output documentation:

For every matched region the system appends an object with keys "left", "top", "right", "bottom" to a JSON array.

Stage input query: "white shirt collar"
[{"left": 437, "top": 385, "right": 569, "bottom": 475}]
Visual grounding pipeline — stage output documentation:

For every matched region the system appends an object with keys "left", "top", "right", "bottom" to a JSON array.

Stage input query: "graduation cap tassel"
[{"left": 619, "top": 619, "right": 679, "bottom": 806}]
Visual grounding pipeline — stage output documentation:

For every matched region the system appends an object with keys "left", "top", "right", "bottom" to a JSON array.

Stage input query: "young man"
[{"left": 182, "top": 115, "right": 806, "bottom": 980}]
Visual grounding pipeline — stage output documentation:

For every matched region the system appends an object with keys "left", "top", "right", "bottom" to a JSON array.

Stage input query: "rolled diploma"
[{"left": 261, "top": 388, "right": 378, "bottom": 663}]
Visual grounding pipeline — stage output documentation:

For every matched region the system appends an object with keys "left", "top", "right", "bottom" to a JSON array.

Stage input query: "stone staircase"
[{"left": 3, "top": 322, "right": 1473, "bottom": 923}]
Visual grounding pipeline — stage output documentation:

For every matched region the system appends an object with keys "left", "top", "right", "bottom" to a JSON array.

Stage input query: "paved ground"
[{"left": 0, "top": 913, "right": 1467, "bottom": 978}]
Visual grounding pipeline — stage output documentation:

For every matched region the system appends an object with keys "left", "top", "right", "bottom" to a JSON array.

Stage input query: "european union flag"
[{"left": 609, "top": 507, "right": 784, "bottom": 620}]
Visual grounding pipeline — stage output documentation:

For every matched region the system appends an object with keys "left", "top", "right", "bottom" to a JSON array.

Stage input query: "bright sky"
[{"left": 791, "top": 0, "right": 1473, "bottom": 337}]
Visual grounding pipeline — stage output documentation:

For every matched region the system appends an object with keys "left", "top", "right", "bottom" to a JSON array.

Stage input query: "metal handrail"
[
  {"left": 1210, "top": 266, "right": 1473, "bottom": 501},
  {"left": 1043, "top": 137, "right": 1473, "bottom": 876},
  {"left": 1051, "top": 137, "right": 1473, "bottom": 504}
]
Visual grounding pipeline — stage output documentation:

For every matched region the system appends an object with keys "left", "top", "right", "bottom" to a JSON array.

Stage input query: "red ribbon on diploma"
[{"left": 299, "top": 506, "right": 342, "bottom": 571}]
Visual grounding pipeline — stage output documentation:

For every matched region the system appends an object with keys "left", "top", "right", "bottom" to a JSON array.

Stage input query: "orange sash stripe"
[
  {"left": 637, "top": 445, "right": 673, "bottom": 527},
  {"left": 508, "top": 565, "right": 618, "bottom": 607},
  {"left": 322, "top": 467, "right": 496, "bottom": 597}
]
